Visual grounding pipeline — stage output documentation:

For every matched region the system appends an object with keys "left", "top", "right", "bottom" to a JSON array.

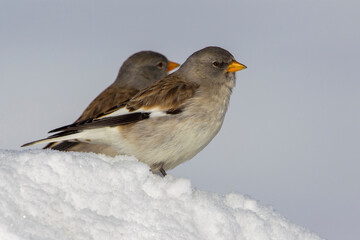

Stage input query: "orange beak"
[
  {"left": 227, "top": 60, "right": 247, "bottom": 72},
  {"left": 167, "top": 61, "right": 180, "bottom": 72}
]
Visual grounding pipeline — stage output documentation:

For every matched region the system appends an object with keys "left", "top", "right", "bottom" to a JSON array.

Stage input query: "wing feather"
[
  {"left": 24, "top": 75, "right": 199, "bottom": 148},
  {"left": 49, "top": 76, "right": 198, "bottom": 133},
  {"left": 127, "top": 76, "right": 199, "bottom": 112}
]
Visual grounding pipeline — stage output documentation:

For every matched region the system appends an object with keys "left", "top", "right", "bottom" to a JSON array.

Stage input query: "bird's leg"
[
  {"left": 159, "top": 167, "right": 167, "bottom": 177},
  {"left": 151, "top": 163, "right": 167, "bottom": 177}
]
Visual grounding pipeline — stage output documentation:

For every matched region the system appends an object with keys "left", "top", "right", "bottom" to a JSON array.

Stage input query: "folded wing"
[{"left": 22, "top": 76, "right": 199, "bottom": 148}]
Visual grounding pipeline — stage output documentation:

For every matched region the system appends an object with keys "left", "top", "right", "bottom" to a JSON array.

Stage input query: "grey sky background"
[{"left": 1, "top": 1, "right": 359, "bottom": 239}]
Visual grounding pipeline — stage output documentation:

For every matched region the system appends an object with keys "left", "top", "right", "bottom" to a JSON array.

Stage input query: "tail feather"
[{"left": 21, "top": 130, "right": 81, "bottom": 147}]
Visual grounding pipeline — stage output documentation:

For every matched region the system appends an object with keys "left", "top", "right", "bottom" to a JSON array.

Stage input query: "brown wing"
[
  {"left": 126, "top": 75, "right": 199, "bottom": 112},
  {"left": 43, "top": 85, "right": 138, "bottom": 149},
  {"left": 45, "top": 76, "right": 199, "bottom": 134}
]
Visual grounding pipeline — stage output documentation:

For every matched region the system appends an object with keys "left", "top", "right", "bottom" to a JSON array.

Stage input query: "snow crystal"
[{"left": 0, "top": 150, "right": 322, "bottom": 240}]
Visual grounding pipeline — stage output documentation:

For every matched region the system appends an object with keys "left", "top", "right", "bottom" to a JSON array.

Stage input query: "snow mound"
[{"left": 0, "top": 150, "right": 322, "bottom": 240}]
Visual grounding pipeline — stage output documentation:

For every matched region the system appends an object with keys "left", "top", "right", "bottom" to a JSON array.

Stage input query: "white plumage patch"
[
  {"left": 100, "top": 106, "right": 168, "bottom": 119},
  {"left": 99, "top": 107, "right": 132, "bottom": 118}
]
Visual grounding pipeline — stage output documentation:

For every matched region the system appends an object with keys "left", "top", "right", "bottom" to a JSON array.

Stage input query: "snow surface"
[{"left": 0, "top": 150, "right": 323, "bottom": 240}]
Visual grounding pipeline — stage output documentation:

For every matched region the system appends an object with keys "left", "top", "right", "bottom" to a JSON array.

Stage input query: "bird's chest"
[
  {"left": 177, "top": 90, "right": 231, "bottom": 146},
  {"left": 186, "top": 87, "right": 231, "bottom": 123}
]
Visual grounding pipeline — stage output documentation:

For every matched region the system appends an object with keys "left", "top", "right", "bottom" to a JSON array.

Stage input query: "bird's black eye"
[
  {"left": 212, "top": 61, "right": 225, "bottom": 68},
  {"left": 157, "top": 62, "right": 164, "bottom": 69},
  {"left": 212, "top": 61, "right": 220, "bottom": 67}
]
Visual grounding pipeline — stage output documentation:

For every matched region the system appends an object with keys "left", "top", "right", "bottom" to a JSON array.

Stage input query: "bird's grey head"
[
  {"left": 115, "top": 51, "right": 172, "bottom": 90},
  {"left": 177, "top": 46, "right": 246, "bottom": 87}
]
